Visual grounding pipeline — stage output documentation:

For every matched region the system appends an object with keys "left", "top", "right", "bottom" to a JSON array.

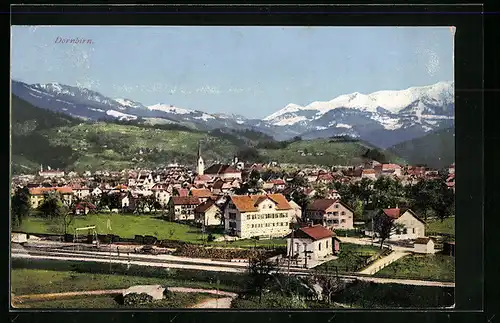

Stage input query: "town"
[{"left": 11, "top": 147, "right": 456, "bottom": 309}]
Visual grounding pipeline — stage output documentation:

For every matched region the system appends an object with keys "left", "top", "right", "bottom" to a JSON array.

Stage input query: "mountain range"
[{"left": 11, "top": 80, "right": 454, "bottom": 148}]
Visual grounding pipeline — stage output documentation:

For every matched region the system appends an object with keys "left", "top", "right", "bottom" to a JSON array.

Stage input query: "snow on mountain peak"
[
  {"left": 147, "top": 103, "right": 192, "bottom": 115},
  {"left": 264, "top": 81, "right": 454, "bottom": 124},
  {"left": 115, "top": 98, "right": 143, "bottom": 109}
]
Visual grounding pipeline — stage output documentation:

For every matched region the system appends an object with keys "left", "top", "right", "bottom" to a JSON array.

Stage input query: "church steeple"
[{"left": 197, "top": 140, "right": 204, "bottom": 175}]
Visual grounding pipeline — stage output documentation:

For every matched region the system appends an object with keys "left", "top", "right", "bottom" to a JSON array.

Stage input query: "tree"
[
  {"left": 311, "top": 274, "right": 345, "bottom": 304},
  {"left": 11, "top": 187, "right": 31, "bottom": 228},
  {"left": 39, "top": 191, "right": 66, "bottom": 219},
  {"left": 373, "top": 212, "right": 406, "bottom": 248},
  {"left": 248, "top": 252, "right": 280, "bottom": 304}
]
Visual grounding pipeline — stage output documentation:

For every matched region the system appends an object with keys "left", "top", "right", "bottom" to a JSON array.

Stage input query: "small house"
[
  {"left": 285, "top": 224, "right": 340, "bottom": 262},
  {"left": 414, "top": 237, "right": 435, "bottom": 254},
  {"left": 194, "top": 199, "right": 221, "bottom": 227}
]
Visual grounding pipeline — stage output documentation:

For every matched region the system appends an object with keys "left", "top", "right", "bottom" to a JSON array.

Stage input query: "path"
[
  {"left": 358, "top": 251, "right": 410, "bottom": 275},
  {"left": 190, "top": 297, "right": 234, "bottom": 309},
  {"left": 169, "top": 288, "right": 237, "bottom": 309}
]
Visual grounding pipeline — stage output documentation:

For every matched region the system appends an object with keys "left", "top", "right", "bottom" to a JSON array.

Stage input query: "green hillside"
[
  {"left": 11, "top": 95, "right": 406, "bottom": 173},
  {"left": 258, "top": 137, "right": 406, "bottom": 166},
  {"left": 388, "top": 127, "right": 455, "bottom": 169}
]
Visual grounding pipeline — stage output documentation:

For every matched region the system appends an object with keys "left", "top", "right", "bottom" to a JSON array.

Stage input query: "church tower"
[{"left": 197, "top": 141, "right": 205, "bottom": 175}]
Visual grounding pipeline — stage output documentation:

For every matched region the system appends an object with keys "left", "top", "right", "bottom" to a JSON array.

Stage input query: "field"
[
  {"left": 333, "top": 281, "right": 454, "bottom": 308},
  {"left": 19, "top": 214, "right": 211, "bottom": 243},
  {"left": 315, "top": 243, "right": 383, "bottom": 273},
  {"left": 426, "top": 217, "right": 455, "bottom": 236},
  {"left": 18, "top": 214, "right": 293, "bottom": 248},
  {"left": 374, "top": 253, "right": 455, "bottom": 282},
  {"left": 13, "top": 292, "right": 219, "bottom": 309}
]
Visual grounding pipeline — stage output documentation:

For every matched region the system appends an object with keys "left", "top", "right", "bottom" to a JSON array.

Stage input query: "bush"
[
  {"left": 123, "top": 292, "right": 153, "bottom": 306},
  {"left": 207, "top": 234, "right": 215, "bottom": 242}
]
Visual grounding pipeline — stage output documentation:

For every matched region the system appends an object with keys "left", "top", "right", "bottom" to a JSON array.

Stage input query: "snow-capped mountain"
[
  {"left": 114, "top": 98, "right": 145, "bottom": 109},
  {"left": 11, "top": 79, "right": 454, "bottom": 148},
  {"left": 11, "top": 80, "right": 255, "bottom": 131},
  {"left": 262, "top": 81, "right": 454, "bottom": 147}
]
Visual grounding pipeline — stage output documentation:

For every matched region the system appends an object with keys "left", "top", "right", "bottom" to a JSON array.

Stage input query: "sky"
[{"left": 11, "top": 26, "right": 454, "bottom": 119}]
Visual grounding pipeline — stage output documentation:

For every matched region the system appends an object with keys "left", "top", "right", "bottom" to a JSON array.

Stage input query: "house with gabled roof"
[
  {"left": 286, "top": 224, "right": 341, "bottom": 263},
  {"left": 28, "top": 186, "right": 73, "bottom": 209},
  {"left": 305, "top": 199, "right": 355, "bottom": 230},
  {"left": 168, "top": 196, "right": 201, "bottom": 221},
  {"left": 224, "top": 193, "right": 294, "bottom": 239},
  {"left": 194, "top": 199, "right": 221, "bottom": 227},
  {"left": 190, "top": 188, "right": 212, "bottom": 203},
  {"left": 365, "top": 208, "right": 426, "bottom": 240}
]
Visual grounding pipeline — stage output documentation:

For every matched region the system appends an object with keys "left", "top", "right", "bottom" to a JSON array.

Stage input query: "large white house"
[{"left": 224, "top": 194, "right": 294, "bottom": 239}]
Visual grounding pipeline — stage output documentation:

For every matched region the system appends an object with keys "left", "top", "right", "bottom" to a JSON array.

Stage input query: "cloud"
[{"left": 195, "top": 85, "right": 221, "bottom": 94}]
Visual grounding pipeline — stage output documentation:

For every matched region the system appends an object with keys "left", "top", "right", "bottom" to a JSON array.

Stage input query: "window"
[
  {"left": 333, "top": 219, "right": 339, "bottom": 224},
  {"left": 341, "top": 211, "right": 345, "bottom": 215},
  {"left": 251, "top": 224, "right": 254, "bottom": 228},
  {"left": 252, "top": 215, "right": 256, "bottom": 219},
  {"left": 319, "top": 242, "right": 322, "bottom": 251},
  {"left": 341, "top": 219, "right": 346, "bottom": 223},
  {"left": 269, "top": 205, "right": 272, "bottom": 209},
  {"left": 247, "top": 215, "right": 250, "bottom": 220},
  {"left": 335, "top": 204, "right": 339, "bottom": 208},
  {"left": 333, "top": 212, "right": 339, "bottom": 216},
  {"left": 403, "top": 228, "right": 408, "bottom": 234},
  {"left": 326, "top": 240, "right": 329, "bottom": 248},
  {"left": 412, "top": 228, "right": 415, "bottom": 234}
]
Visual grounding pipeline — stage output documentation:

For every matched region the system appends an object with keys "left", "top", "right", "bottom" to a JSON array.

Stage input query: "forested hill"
[{"left": 388, "top": 127, "right": 454, "bottom": 169}]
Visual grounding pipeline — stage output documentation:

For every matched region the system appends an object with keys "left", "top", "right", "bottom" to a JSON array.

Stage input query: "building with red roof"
[{"left": 286, "top": 224, "right": 341, "bottom": 264}]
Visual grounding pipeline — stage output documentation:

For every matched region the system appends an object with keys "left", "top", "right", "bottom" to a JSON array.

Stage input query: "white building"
[
  {"left": 224, "top": 194, "right": 294, "bottom": 239},
  {"left": 286, "top": 224, "right": 339, "bottom": 262},
  {"left": 365, "top": 208, "right": 426, "bottom": 241},
  {"left": 414, "top": 237, "right": 435, "bottom": 254}
]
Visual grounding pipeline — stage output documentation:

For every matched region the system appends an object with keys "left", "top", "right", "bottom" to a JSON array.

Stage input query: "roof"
[
  {"left": 190, "top": 188, "right": 212, "bottom": 198},
  {"left": 194, "top": 199, "right": 217, "bottom": 213},
  {"left": 382, "top": 164, "right": 401, "bottom": 170},
  {"left": 414, "top": 237, "right": 433, "bottom": 244},
  {"left": 29, "top": 187, "right": 73, "bottom": 195},
  {"left": 383, "top": 208, "right": 401, "bottom": 219},
  {"left": 204, "top": 164, "right": 240, "bottom": 175},
  {"left": 271, "top": 179, "right": 286, "bottom": 185},
  {"left": 194, "top": 174, "right": 212, "bottom": 181},
  {"left": 230, "top": 194, "right": 292, "bottom": 213},
  {"left": 171, "top": 196, "right": 201, "bottom": 205},
  {"left": 175, "top": 188, "right": 189, "bottom": 197},
  {"left": 382, "top": 208, "right": 426, "bottom": 224},
  {"left": 306, "top": 199, "right": 337, "bottom": 211},
  {"left": 286, "top": 225, "right": 334, "bottom": 241},
  {"left": 362, "top": 169, "right": 376, "bottom": 174}
]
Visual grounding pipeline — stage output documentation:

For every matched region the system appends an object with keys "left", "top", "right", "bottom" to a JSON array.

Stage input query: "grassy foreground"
[
  {"left": 11, "top": 268, "right": 237, "bottom": 295},
  {"left": 14, "top": 292, "right": 218, "bottom": 309},
  {"left": 374, "top": 254, "right": 455, "bottom": 282},
  {"left": 334, "top": 281, "right": 454, "bottom": 308}
]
